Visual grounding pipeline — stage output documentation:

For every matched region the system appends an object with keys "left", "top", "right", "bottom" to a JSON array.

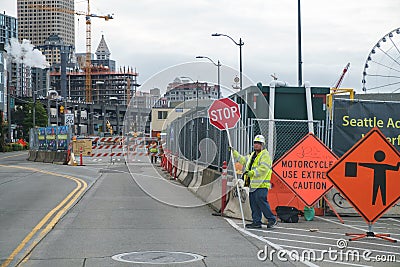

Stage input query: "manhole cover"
[{"left": 112, "top": 251, "right": 204, "bottom": 264}]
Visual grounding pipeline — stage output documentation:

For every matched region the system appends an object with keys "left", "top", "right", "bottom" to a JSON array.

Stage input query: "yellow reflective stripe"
[
  {"left": 251, "top": 179, "right": 271, "bottom": 183},
  {"left": 254, "top": 169, "right": 259, "bottom": 177},
  {"left": 259, "top": 162, "right": 271, "bottom": 169}
]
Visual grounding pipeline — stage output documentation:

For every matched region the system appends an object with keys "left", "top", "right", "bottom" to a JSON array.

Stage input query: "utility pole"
[{"left": 298, "top": 0, "right": 303, "bottom": 87}]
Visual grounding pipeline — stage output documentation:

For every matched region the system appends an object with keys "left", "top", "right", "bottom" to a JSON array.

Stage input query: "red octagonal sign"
[{"left": 208, "top": 98, "right": 241, "bottom": 131}]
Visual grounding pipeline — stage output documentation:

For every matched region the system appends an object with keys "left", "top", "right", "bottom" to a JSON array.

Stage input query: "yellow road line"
[{"left": 0, "top": 165, "right": 88, "bottom": 267}]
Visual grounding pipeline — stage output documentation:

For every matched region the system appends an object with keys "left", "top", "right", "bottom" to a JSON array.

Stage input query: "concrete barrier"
[
  {"left": 182, "top": 162, "right": 194, "bottom": 187},
  {"left": 195, "top": 168, "right": 224, "bottom": 211},
  {"left": 35, "top": 151, "right": 46, "bottom": 162},
  {"left": 188, "top": 164, "right": 203, "bottom": 194},
  {"left": 53, "top": 151, "right": 68, "bottom": 165},
  {"left": 177, "top": 159, "right": 188, "bottom": 183},
  {"left": 27, "top": 150, "right": 37, "bottom": 161},
  {"left": 223, "top": 185, "right": 253, "bottom": 221},
  {"left": 44, "top": 151, "right": 56, "bottom": 163}
]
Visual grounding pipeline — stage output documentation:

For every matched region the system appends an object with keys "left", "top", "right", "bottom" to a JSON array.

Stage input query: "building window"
[{"left": 158, "top": 111, "right": 168, "bottom": 119}]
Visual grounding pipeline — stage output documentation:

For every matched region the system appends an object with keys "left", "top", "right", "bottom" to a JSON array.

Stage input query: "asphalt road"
[
  {"left": 1, "top": 152, "right": 399, "bottom": 267},
  {"left": 0, "top": 153, "right": 283, "bottom": 267}
]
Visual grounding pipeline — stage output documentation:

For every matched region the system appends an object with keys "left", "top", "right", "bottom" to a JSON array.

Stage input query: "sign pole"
[{"left": 225, "top": 123, "right": 246, "bottom": 229}]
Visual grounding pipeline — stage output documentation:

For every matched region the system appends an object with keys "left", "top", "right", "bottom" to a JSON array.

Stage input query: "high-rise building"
[
  {"left": 17, "top": 0, "right": 75, "bottom": 47},
  {"left": 0, "top": 12, "right": 18, "bottom": 117}
]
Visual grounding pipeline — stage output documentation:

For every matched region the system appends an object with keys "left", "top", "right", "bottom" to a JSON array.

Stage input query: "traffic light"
[{"left": 59, "top": 105, "right": 64, "bottom": 114}]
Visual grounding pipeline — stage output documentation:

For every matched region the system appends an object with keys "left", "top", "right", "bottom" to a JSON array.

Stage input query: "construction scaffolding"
[{"left": 50, "top": 67, "right": 138, "bottom": 105}]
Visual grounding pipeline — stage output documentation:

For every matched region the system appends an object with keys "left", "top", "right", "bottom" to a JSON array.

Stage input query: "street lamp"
[
  {"left": 195, "top": 56, "right": 221, "bottom": 98},
  {"left": 211, "top": 33, "right": 243, "bottom": 90}
]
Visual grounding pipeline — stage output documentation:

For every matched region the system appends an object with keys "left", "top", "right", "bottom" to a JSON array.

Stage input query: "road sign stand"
[
  {"left": 323, "top": 196, "right": 344, "bottom": 224},
  {"left": 345, "top": 223, "right": 397, "bottom": 243},
  {"left": 226, "top": 124, "right": 246, "bottom": 229}
]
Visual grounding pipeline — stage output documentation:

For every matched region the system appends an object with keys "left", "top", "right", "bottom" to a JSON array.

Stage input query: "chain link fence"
[
  {"left": 252, "top": 119, "right": 325, "bottom": 161},
  {"left": 165, "top": 108, "right": 326, "bottom": 169}
]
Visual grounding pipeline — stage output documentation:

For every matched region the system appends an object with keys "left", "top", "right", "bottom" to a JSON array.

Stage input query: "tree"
[{"left": 15, "top": 102, "right": 48, "bottom": 140}]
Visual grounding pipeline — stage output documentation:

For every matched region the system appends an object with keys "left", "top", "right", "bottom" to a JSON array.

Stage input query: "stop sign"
[{"left": 208, "top": 98, "right": 241, "bottom": 130}]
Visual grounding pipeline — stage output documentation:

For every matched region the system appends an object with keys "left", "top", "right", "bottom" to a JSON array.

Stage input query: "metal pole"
[
  {"left": 211, "top": 34, "right": 243, "bottom": 90},
  {"left": 33, "top": 90, "right": 36, "bottom": 128},
  {"left": 217, "top": 60, "right": 221, "bottom": 98},
  {"left": 47, "top": 98, "right": 51, "bottom": 126},
  {"left": 7, "top": 86, "right": 11, "bottom": 142},
  {"left": 239, "top": 38, "right": 243, "bottom": 91},
  {"left": 56, "top": 101, "right": 59, "bottom": 126},
  {"left": 298, "top": 0, "right": 303, "bottom": 86},
  {"left": 225, "top": 125, "right": 246, "bottom": 229},
  {"left": 196, "top": 80, "right": 199, "bottom": 109}
]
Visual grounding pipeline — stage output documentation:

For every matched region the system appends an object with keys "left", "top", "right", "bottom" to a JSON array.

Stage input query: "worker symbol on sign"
[{"left": 345, "top": 150, "right": 400, "bottom": 206}]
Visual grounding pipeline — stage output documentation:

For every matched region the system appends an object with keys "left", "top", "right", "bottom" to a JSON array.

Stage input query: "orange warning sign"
[
  {"left": 273, "top": 133, "right": 337, "bottom": 206},
  {"left": 327, "top": 127, "right": 400, "bottom": 223}
]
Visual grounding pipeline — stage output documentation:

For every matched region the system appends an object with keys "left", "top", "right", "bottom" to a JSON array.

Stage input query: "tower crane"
[{"left": 28, "top": 1, "right": 113, "bottom": 102}]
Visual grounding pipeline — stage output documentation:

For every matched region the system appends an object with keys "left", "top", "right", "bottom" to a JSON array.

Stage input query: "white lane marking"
[
  {"left": 225, "top": 218, "right": 319, "bottom": 267},
  {"left": 257, "top": 230, "right": 400, "bottom": 250},
  {"left": 262, "top": 237, "right": 400, "bottom": 256}
]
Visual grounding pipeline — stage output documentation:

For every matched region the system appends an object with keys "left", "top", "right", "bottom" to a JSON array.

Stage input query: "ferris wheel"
[{"left": 361, "top": 27, "right": 400, "bottom": 93}]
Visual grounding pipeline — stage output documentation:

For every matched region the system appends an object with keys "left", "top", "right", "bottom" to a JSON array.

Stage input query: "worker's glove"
[
  {"left": 232, "top": 149, "right": 240, "bottom": 159},
  {"left": 247, "top": 170, "right": 255, "bottom": 178}
]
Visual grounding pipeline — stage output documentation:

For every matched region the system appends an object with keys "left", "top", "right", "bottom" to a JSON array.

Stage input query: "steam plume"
[{"left": 5, "top": 38, "right": 50, "bottom": 69}]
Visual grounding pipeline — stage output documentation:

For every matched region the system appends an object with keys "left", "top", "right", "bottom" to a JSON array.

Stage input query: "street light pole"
[
  {"left": 33, "top": 90, "right": 36, "bottom": 128},
  {"left": 195, "top": 56, "right": 221, "bottom": 98},
  {"left": 211, "top": 33, "right": 243, "bottom": 90},
  {"left": 298, "top": 0, "right": 303, "bottom": 87}
]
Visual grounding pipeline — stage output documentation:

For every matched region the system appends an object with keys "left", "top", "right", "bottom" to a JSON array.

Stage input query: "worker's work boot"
[{"left": 245, "top": 223, "right": 262, "bottom": 229}]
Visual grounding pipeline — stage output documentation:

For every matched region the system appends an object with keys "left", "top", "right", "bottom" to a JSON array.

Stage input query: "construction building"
[{"left": 49, "top": 34, "right": 138, "bottom": 105}]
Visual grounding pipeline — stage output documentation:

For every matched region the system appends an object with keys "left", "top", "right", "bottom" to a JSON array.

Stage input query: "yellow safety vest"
[{"left": 233, "top": 149, "right": 272, "bottom": 189}]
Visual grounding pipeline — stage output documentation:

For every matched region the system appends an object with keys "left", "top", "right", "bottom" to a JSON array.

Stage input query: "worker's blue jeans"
[{"left": 249, "top": 188, "right": 276, "bottom": 225}]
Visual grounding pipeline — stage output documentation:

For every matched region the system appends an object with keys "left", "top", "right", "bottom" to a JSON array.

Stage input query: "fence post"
[
  {"left": 212, "top": 160, "right": 228, "bottom": 217},
  {"left": 79, "top": 146, "right": 83, "bottom": 166},
  {"left": 221, "top": 161, "right": 228, "bottom": 215},
  {"left": 173, "top": 152, "right": 178, "bottom": 179}
]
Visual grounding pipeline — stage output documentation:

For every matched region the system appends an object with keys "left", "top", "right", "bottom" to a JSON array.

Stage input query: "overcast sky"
[{"left": 3, "top": 0, "right": 400, "bottom": 94}]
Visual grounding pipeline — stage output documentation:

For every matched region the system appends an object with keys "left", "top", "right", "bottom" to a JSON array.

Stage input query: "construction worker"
[
  {"left": 149, "top": 141, "right": 158, "bottom": 164},
  {"left": 230, "top": 135, "right": 277, "bottom": 229}
]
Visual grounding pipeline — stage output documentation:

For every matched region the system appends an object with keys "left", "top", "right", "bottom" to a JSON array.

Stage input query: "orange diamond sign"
[
  {"left": 327, "top": 127, "right": 400, "bottom": 223},
  {"left": 273, "top": 133, "right": 337, "bottom": 206}
]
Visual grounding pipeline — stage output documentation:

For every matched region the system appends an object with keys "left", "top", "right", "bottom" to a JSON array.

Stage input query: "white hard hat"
[{"left": 254, "top": 135, "right": 266, "bottom": 145}]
